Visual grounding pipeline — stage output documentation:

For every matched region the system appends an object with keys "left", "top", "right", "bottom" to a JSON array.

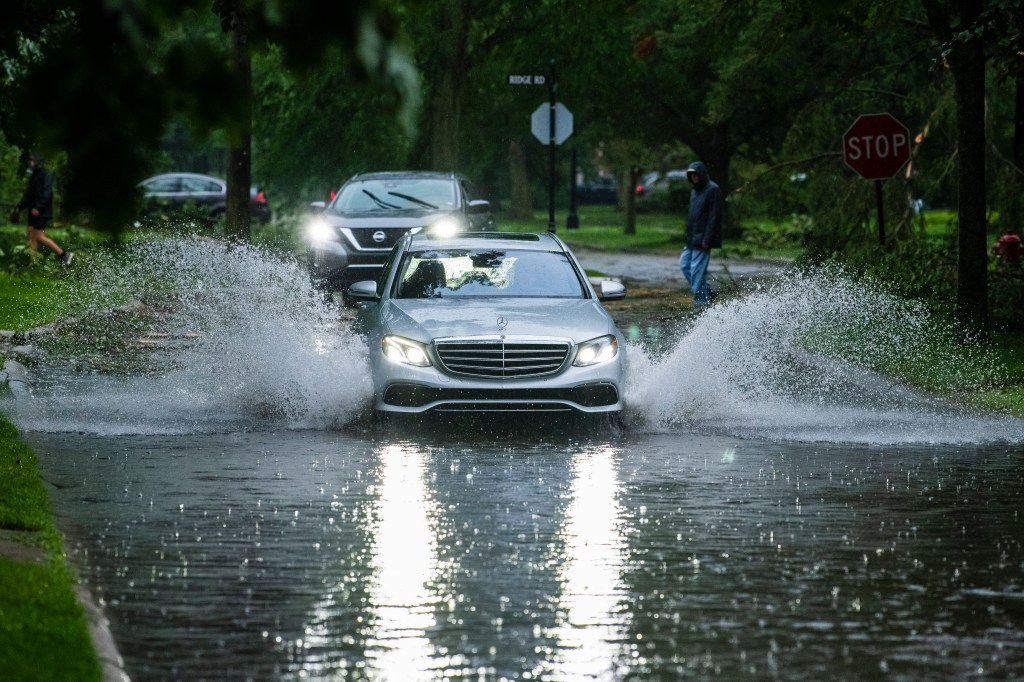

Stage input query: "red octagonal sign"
[{"left": 843, "top": 113, "right": 911, "bottom": 180}]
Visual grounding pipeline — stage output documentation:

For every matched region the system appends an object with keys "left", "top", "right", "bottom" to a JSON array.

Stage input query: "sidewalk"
[{"left": 572, "top": 247, "right": 790, "bottom": 289}]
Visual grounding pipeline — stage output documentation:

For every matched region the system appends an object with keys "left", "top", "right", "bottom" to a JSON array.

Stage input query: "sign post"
[
  {"left": 513, "top": 61, "right": 574, "bottom": 232},
  {"left": 842, "top": 113, "right": 911, "bottom": 246}
]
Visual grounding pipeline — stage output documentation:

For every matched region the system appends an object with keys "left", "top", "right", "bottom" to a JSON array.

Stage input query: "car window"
[
  {"left": 395, "top": 249, "right": 585, "bottom": 299},
  {"left": 334, "top": 178, "right": 458, "bottom": 212},
  {"left": 180, "top": 176, "right": 222, "bottom": 193},
  {"left": 143, "top": 177, "right": 181, "bottom": 193}
]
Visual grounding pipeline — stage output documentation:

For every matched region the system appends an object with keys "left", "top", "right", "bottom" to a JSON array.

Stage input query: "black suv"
[{"left": 304, "top": 171, "right": 496, "bottom": 295}]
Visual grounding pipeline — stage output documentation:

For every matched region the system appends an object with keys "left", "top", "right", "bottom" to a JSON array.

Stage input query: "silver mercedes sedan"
[{"left": 349, "top": 229, "right": 627, "bottom": 414}]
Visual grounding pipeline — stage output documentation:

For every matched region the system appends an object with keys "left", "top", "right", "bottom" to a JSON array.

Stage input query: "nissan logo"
[{"left": 372, "top": 230, "right": 387, "bottom": 244}]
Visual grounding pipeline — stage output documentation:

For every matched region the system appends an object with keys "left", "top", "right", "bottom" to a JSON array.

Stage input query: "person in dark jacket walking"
[
  {"left": 10, "top": 154, "right": 72, "bottom": 266},
  {"left": 679, "top": 160, "right": 721, "bottom": 307}
]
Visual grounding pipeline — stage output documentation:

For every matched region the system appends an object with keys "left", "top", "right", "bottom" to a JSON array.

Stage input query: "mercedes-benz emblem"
[
  {"left": 372, "top": 230, "right": 387, "bottom": 243},
  {"left": 496, "top": 316, "right": 508, "bottom": 331}
]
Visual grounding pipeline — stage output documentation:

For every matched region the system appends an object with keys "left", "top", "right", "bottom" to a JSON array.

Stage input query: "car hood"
[
  {"left": 325, "top": 208, "right": 461, "bottom": 228},
  {"left": 380, "top": 298, "right": 618, "bottom": 342}
]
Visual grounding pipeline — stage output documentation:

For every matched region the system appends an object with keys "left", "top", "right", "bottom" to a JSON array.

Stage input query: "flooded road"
[
  {"left": 5, "top": 238, "right": 1024, "bottom": 679},
  {"left": 26, "top": 428, "right": 1024, "bottom": 680}
]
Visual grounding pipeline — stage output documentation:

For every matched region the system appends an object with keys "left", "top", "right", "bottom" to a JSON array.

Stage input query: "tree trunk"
[
  {"left": 428, "top": 1, "right": 469, "bottom": 170},
  {"left": 1016, "top": 76, "right": 1024, "bottom": 170},
  {"left": 225, "top": 7, "right": 252, "bottom": 241},
  {"left": 951, "top": 38, "right": 988, "bottom": 339},
  {"left": 923, "top": 0, "right": 989, "bottom": 340},
  {"left": 624, "top": 166, "right": 639, "bottom": 236},
  {"left": 507, "top": 139, "right": 532, "bottom": 220}
]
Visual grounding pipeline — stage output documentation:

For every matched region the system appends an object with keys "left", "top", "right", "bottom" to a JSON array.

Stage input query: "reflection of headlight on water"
[
  {"left": 306, "top": 218, "right": 336, "bottom": 242},
  {"left": 426, "top": 217, "right": 460, "bottom": 238}
]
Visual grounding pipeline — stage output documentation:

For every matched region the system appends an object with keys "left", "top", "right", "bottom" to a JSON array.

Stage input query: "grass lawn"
[
  {"left": 0, "top": 417, "right": 102, "bottom": 681},
  {"left": 496, "top": 204, "right": 804, "bottom": 259}
]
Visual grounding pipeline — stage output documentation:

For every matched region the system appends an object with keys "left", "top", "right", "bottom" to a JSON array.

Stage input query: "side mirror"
[
  {"left": 467, "top": 199, "right": 491, "bottom": 214},
  {"left": 348, "top": 280, "right": 379, "bottom": 302},
  {"left": 308, "top": 200, "right": 326, "bottom": 214},
  {"left": 591, "top": 277, "right": 626, "bottom": 302}
]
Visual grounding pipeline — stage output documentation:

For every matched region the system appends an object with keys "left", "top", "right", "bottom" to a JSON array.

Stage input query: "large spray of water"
[
  {"left": 7, "top": 237, "right": 371, "bottom": 434},
  {"left": 626, "top": 266, "right": 1022, "bottom": 444},
  {"left": 3, "top": 238, "right": 1021, "bottom": 443}
]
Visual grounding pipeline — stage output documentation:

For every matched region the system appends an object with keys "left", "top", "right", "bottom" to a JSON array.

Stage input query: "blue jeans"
[{"left": 680, "top": 247, "right": 713, "bottom": 306}]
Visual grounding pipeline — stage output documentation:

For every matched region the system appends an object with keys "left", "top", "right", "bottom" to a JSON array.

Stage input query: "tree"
[
  {"left": 215, "top": 0, "right": 253, "bottom": 240},
  {"left": 0, "top": 0, "right": 417, "bottom": 236},
  {"left": 923, "top": 0, "right": 990, "bottom": 339}
]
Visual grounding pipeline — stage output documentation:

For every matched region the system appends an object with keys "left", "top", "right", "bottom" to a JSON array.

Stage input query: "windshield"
[
  {"left": 332, "top": 178, "right": 457, "bottom": 212},
  {"left": 395, "top": 249, "right": 586, "bottom": 299}
]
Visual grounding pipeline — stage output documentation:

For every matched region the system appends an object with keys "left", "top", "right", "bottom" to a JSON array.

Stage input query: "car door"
[
  {"left": 141, "top": 175, "right": 183, "bottom": 212},
  {"left": 179, "top": 176, "right": 225, "bottom": 213}
]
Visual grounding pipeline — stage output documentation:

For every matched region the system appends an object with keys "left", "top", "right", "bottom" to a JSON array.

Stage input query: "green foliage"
[
  {"left": 0, "top": 0, "right": 418, "bottom": 233},
  {"left": 806, "top": 235, "right": 958, "bottom": 314},
  {"left": 252, "top": 46, "right": 415, "bottom": 206},
  {"left": 990, "top": 269, "right": 1024, "bottom": 331}
]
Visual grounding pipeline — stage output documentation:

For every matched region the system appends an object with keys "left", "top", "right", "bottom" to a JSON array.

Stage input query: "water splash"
[
  {"left": 626, "top": 266, "right": 1023, "bottom": 445},
  {"left": 4, "top": 242, "right": 1021, "bottom": 443},
  {"left": 7, "top": 236, "right": 371, "bottom": 434}
]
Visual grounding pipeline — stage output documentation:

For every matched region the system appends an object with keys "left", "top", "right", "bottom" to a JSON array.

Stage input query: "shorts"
[{"left": 28, "top": 214, "right": 50, "bottom": 230}]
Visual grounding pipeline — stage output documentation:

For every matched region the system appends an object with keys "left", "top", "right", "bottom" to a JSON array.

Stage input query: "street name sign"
[{"left": 508, "top": 75, "right": 546, "bottom": 85}]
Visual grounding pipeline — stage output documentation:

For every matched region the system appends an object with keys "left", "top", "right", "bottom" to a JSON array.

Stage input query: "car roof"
[
  {"left": 144, "top": 172, "right": 224, "bottom": 182},
  {"left": 348, "top": 171, "right": 460, "bottom": 183},
  {"left": 406, "top": 231, "right": 568, "bottom": 253}
]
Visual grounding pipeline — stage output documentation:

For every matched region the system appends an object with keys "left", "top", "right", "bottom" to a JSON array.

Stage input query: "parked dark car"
[
  {"left": 138, "top": 172, "right": 272, "bottom": 225},
  {"left": 575, "top": 176, "right": 618, "bottom": 205},
  {"left": 304, "top": 171, "right": 496, "bottom": 296},
  {"left": 635, "top": 169, "right": 689, "bottom": 211}
]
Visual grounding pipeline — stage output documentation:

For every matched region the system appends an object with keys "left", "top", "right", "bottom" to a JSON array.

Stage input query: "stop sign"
[{"left": 842, "top": 113, "right": 911, "bottom": 180}]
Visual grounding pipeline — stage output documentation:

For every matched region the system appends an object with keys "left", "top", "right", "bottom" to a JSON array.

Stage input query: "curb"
[{"left": 75, "top": 584, "right": 131, "bottom": 682}]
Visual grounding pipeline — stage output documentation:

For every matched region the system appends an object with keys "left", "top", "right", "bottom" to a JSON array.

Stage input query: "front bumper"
[
  {"left": 382, "top": 382, "right": 621, "bottom": 413},
  {"left": 372, "top": 352, "right": 624, "bottom": 414}
]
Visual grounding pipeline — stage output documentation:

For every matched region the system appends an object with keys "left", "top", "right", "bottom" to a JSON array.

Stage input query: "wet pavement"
[{"left": 27, "top": 427, "right": 1024, "bottom": 681}]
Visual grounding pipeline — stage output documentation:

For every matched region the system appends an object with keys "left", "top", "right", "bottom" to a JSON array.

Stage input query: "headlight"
[
  {"left": 306, "top": 218, "right": 336, "bottom": 243},
  {"left": 427, "top": 217, "right": 461, "bottom": 238},
  {"left": 573, "top": 335, "right": 618, "bottom": 367},
  {"left": 382, "top": 335, "right": 432, "bottom": 367}
]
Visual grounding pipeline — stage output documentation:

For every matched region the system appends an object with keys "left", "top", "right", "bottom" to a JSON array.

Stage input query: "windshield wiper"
[
  {"left": 362, "top": 189, "right": 402, "bottom": 209},
  {"left": 387, "top": 191, "right": 438, "bottom": 209}
]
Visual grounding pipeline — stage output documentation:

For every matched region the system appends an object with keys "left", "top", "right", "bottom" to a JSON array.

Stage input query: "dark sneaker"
[{"left": 60, "top": 251, "right": 74, "bottom": 267}]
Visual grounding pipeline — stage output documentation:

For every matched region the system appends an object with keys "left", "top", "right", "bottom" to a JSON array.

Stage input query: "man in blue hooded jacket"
[{"left": 679, "top": 160, "right": 721, "bottom": 307}]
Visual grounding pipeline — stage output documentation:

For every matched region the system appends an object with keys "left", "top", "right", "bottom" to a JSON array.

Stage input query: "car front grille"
[
  {"left": 349, "top": 227, "right": 410, "bottom": 250},
  {"left": 434, "top": 339, "right": 570, "bottom": 378}
]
